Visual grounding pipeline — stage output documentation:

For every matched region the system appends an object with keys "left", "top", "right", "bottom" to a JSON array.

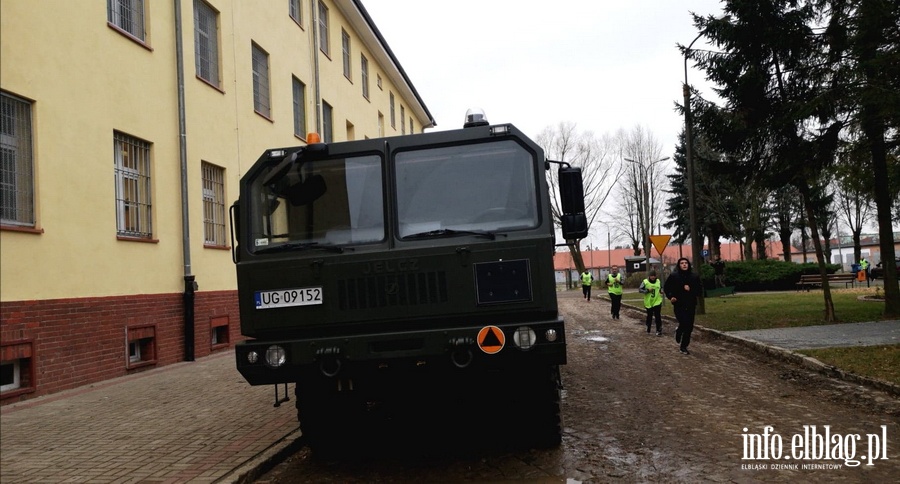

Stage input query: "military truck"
[{"left": 231, "top": 110, "right": 587, "bottom": 450}]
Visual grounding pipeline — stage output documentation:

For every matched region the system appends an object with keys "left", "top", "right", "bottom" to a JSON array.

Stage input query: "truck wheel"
[
  {"left": 525, "top": 365, "right": 563, "bottom": 448},
  {"left": 498, "top": 365, "right": 563, "bottom": 449},
  {"left": 295, "top": 379, "right": 361, "bottom": 456}
]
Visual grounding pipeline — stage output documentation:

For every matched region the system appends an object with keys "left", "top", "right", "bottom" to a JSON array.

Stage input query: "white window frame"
[
  {"left": 322, "top": 100, "right": 333, "bottom": 143},
  {"left": 390, "top": 92, "right": 395, "bottom": 129},
  {"left": 193, "top": 0, "right": 220, "bottom": 87},
  {"left": 342, "top": 29, "right": 351, "bottom": 80},
  {"left": 202, "top": 162, "right": 226, "bottom": 246},
  {"left": 107, "top": 0, "right": 146, "bottom": 41},
  {"left": 0, "top": 359, "right": 21, "bottom": 392},
  {"left": 114, "top": 132, "right": 153, "bottom": 238},
  {"left": 0, "top": 91, "right": 35, "bottom": 227},
  {"left": 292, "top": 77, "right": 307, "bottom": 138},
  {"left": 289, "top": 0, "right": 302, "bottom": 25},
  {"left": 317, "top": 1, "right": 329, "bottom": 56},
  {"left": 252, "top": 43, "right": 271, "bottom": 117},
  {"left": 361, "top": 54, "right": 369, "bottom": 99}
]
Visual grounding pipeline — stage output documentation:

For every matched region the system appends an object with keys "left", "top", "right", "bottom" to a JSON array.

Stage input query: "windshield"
[
  {"left": 395, "top": 140, "right": 539, "bottom": 238},
  {"left": 248, "top": 154, "right": 384, "bottom": 250}
]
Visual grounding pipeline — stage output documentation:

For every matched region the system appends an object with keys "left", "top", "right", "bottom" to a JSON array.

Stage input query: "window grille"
[
  {"left": 194, "top": 0, "right": 220, "bottom": 87},
  {"left": 113, "top": 132, "right": 152, "bottom": 238},
  {"left": 292, "top": 77, "right": 307, "bottom": 138},
  {"left": 107, "top": 0, "right": 145, "bottom": 41},
  {"left": 317, "top": 1, "right": 329, "bottom": 55},
  {"left": 0, "top": 92, "right": 34, "bottom": 226},
  {"left": 252, "top": 43, "right": 271, "bottom": 117},
  {"left": 201, "top": 162, "right": 226, "bottom": 246},
  {"left": 401, "top": 106, "right": 406, "bottom": 135}
]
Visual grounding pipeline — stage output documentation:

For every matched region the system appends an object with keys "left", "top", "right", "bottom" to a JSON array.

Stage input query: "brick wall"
[{"left": 0, "top": 290, "right": 241, "bottom": 405}]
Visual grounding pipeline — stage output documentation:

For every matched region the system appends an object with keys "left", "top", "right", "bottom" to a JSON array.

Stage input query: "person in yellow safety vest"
[
  {"left": 581, "top": 270, "right": 594, "bottom": 302},
  {"left": 639, "top": 271, "right": 663, "bottom": 336},
  {"left": 607, "top": 265, "right": 624, "bottom": 319},
  {"left": 860, "top": 258, "right": 870, "bottom": 282}
]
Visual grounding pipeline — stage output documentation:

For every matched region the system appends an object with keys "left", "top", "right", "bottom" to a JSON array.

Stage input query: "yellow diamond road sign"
[{"left": 649, "top": 235, "right": 672, "bottom": 257}]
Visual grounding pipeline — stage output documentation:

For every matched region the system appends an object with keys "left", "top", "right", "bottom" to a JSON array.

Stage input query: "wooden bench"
[
  {"left": 705, "top": 286, "right": 736, "bottom": 298},
  {"left": 796, "top": 273, "right": 856, "bottom": 291}
]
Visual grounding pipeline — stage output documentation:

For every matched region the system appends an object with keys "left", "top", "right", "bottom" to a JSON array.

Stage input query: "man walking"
[
  {"left": 606, "top": 265, "right": 624, "bottom": 319},
  {"left": 712, "top": 256, "right": 726, "bottom": 288},
  {"left": 581, "top": 270, "right": 593, "bottom": 302},
  {"left": 664, "top": 258, "right": 702, "bottom": 355},
  {"left": 640, "top": 270, "right": 663, "bottom": 335}
]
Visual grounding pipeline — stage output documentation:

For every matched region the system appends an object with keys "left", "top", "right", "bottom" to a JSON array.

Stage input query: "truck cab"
[{"left": 232, "top": 117, "right": 586, "bottom": 450}]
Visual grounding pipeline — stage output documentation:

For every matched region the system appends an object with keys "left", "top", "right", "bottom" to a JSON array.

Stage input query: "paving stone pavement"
[
  {"left": 730, "top": 320, "right": 900, "bottom": 350},
  {"left": 2, "top": 318, "right": 899, "bottom": 483},
  {"left": 0, "top": 351, "right": 300, "bottom": 484}
]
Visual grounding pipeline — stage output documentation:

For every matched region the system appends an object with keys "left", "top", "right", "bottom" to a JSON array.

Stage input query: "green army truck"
[{"left": 232, "top": 111, "right": 587, "bottom": 450}]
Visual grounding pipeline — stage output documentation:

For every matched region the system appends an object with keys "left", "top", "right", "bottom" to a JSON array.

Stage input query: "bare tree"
[
  {"left": 832, "top": 177, "right": 873, "bottom": 264},
  {"left": 616, "top": 126, "right": 669, "bottom": 258},
  {"left": 538, "top": 122, "right": 623, "bottom": 272}
]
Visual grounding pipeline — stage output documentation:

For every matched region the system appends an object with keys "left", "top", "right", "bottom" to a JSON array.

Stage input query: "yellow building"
[{"left": 0, "top": 0, "right": 434, "bottom": 403}]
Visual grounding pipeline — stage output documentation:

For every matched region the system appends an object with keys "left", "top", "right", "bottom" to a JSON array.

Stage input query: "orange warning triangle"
[
  {"left": 477, "top": 325, "right": 505, "bottom": 354},
  {"left": 649, "top": 235, "right": 672, "bottom": 257}
]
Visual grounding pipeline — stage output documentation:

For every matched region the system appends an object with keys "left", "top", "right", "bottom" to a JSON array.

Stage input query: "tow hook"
[
  {"left": 449, "top": 337, "right": 475, "bottom": 369},
  {"left": 316, "top": 347, "right": 342, "bottom": 377}
]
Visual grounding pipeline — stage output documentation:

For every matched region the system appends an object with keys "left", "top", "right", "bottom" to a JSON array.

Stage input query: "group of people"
[{"left": 581, "top": 257, "right": 702, "bottom": 355}]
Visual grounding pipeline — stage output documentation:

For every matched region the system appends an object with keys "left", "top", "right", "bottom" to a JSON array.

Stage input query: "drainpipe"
[
  {"left": 311, "top": 0, "right": 322, "bottom": 132},
  {"left": 174, "top": 0, "right": 196, "bottom": 361}
]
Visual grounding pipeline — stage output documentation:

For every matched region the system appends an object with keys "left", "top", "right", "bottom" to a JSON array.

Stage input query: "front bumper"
[{"left": 235, "top": 319, "right": 566, "bottom": 385}]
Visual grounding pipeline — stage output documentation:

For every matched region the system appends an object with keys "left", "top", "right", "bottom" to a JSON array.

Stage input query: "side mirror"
[{"left": 558, "top": 166, "right": 588, "bottom": 240}]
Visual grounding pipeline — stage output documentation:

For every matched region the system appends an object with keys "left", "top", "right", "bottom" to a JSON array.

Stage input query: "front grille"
[{"left": 337, "top": 272, "right": 448, "bottom": 310}]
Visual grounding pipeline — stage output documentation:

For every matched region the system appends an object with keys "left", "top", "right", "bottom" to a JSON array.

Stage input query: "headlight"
[
  {"left": 545, "top": 329, "right": 558, "bottom": 342},
  {"left": 512, "top": 326, "right": 537, "bottom": 350},
  {"left": 247, "top": 351, "right": 259, "bottom": 364},
  {"left": 265, "top": 345, "right": 287, "bottom": 368}
]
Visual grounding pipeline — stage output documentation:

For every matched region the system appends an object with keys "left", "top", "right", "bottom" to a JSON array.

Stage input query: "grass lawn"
[
  {"left": 619, "top": 288, "right": 900, "bottom": 387},
  {"left": 799, "top": 345, "right": 900, "bottom": 387},
  {"left": 621, "top": 288, "right": 890, "bottom": 332}
]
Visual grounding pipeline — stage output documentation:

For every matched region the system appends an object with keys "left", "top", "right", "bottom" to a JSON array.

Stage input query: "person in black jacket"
[{"left": 664, "top": 257, "right": 702, "bottom": 355}]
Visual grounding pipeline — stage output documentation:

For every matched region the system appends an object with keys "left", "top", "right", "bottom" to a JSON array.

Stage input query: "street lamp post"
[
  {"left": 683, "top": 32, "right": 705, "bottom": 314},
  {"left": 625, "top": 156, "right": 669, "bottom": 281}
]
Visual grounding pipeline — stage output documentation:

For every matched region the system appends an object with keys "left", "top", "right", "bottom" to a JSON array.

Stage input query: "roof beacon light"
[
  {"left": 306, "top": 132, "right": 321, "bottom": 144},
  {"left": 463, "top": 108, "right": 489, "bottom": 128}
]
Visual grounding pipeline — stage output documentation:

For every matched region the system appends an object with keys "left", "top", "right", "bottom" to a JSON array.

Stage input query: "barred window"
[
  {"left": 292, "top": 77, "right": 307, "bottom": 138},
  {"left": 201, "top": 162, "right": 226, "bottom": 246},
  {"left": 1, "top": 92, "right": 35, "bottom": 227},
  {"left": 289, "top": 0, "right": 301, "bottom": 25},
  {"left": 361, "top": 54, "right": 369, "bottom": 100},
  {"left": 252, "top": 43, "right": 271, "bottom": 117},
  {"left": 194, "top": 0, "right": 220, "bottom": 87},
  {"left": 317, "top": 1, "right": 329, "bottom": 56},
  {"left": 400, "top": 106, "right": 406, "bottom": 135},
  {"left": 114, "top": 132, "right": 152, "bottom": 238},
  {"left": 342, "top": 30, "right": 351, "bottom": 80},
  {"left": 107, "top": 0, "right": 145, "bottom": 41}
]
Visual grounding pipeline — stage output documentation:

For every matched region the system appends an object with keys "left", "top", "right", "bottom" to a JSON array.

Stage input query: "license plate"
[{"left": 255, "top": 287, "right": 323, "bottom": 309}]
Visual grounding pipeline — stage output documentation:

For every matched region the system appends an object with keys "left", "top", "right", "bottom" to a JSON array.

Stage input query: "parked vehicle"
[
  {"left": 230, "top": 110, "right": 587, "bottom": 451},
  {"left": 870, "top": 258, "right": 900, "bottom": 279}
]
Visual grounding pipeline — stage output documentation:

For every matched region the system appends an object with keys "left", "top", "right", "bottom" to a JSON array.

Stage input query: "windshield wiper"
[
  {"left": 255, "top": 241, "right": 347, "bottom": 254},
  {"left": 401, "top": 229, "right": 501, "bottom": 241}
]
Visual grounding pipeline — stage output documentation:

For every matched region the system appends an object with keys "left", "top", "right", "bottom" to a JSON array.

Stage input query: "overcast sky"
[{"left": 364, "top": 0, "right": 725, "bottom": 158}]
